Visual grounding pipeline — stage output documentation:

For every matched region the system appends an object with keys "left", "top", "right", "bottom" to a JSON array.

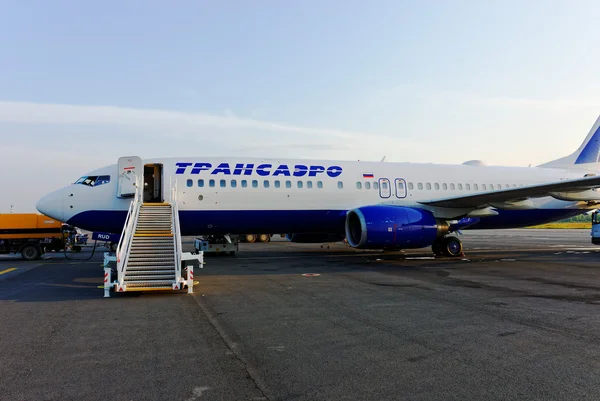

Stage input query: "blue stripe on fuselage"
[
  {"left": 67, "top": 209, "right": 347, "bottom": 236},
  {"left": 66, "top": 208, "right": 587, "bottom": 236}
]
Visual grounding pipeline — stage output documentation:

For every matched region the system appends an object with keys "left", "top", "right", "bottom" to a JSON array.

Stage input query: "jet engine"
[{"left": 345, "top": 206, "right": 447, "bottom": 249}]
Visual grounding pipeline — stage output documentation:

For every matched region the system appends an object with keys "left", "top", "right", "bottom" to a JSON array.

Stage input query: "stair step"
[
  {"left": 130, "top": 247, "right": 173, "bottom": 250},
  {"left": 123, "top": 280, "right": 176, "bottom": 286},
  {"left": 129, "top": 255, "right": 173, "bottom": 258},
  {"left": 126, "top": 266, "right": 176, "bottom": 271},
  {"left": 130, "top": 245, "right": 173, "bottom": 249},
  {"left": 132, "top": 239, "right": 173, "bottom": 243},
  {"left": 124, "top": 275, "right": 176, "bottom": 281},
  {"left": 128, "top": 260, "right": 175, "bottom": 265},
  {"left": 127, "top": 259, "right": 175, "bottom": 264},
  {"left": 125, "top": 268, "right": 175, "bottom": 273}
]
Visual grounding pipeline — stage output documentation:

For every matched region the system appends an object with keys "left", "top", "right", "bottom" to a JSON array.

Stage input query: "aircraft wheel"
[
  {"left": 258, "top": 234, "right": 270, "bottom": 243},
  {"left": 443, "top": 236, "right": 463, "bottom": 257},
  {"left": 245, "top": 234, "right": 257, "bottom": 243}
]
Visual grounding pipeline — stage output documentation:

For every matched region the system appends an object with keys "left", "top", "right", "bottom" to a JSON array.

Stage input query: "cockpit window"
[{"left": 75, "top": 175, "right": 110, "bottom": 187}]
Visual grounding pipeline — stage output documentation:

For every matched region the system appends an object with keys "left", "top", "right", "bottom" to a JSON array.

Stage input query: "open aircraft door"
[{"left": 117, "top": 156, "right": 143, "bottom": 198}]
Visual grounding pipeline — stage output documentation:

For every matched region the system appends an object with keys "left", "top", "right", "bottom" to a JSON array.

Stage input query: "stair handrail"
[
  {"left": 116, "top": 176, "right": 143, "bottom": 284},
  {"left": 171, "top": 178, "right": 183, "bottom": 284}
]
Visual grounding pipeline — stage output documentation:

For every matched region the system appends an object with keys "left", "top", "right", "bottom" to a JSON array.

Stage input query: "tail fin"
[{"left": 540, "top": 114, "right": 600, "bottom": 169}]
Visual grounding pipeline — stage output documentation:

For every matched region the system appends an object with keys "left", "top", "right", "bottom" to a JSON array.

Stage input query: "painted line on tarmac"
[{"left": 0, "top": 268, "right": 17, "bottom": 275}]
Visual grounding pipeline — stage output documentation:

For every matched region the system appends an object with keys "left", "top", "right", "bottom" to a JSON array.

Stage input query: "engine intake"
[{"left": 345, "top": 206, "right": 447, "bottom": 249}]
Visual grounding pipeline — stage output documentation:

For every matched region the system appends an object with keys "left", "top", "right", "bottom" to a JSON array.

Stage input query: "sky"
[{"left": 1, "top": 0, "right": 600, "bottom": 212}]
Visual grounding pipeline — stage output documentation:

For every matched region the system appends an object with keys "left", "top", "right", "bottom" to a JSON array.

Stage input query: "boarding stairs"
[
  {"left": 125, "top": 203, "right": 177, "bottom": 290},
  {"left": 103, "top": 176, "right": 202, "bottom": 297}
]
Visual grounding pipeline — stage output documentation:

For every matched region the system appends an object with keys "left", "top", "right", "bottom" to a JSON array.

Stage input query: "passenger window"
[
  {"left": 505, "top": 184, "right": 510, "bottom": 188},
  {"left": 473, "top": 184, "right": 478, "bottom": 190},
  {"left": 417, "top": 183, "right": 423, "bottom": 190},
  {"left": 307, "top": 181, "right": 313, "bottom": 189},
  {"left": 482, "top": 184, "right": 486, "bottom": 190},
  {"left": 220, "top": 179, "right": 226, "bottom": 188},
  {"left": 187, "top": 179, "right": 193, "bottom": 188},
  {"left": 317, "top": 181, "right": 323, "bottom": 188},
  {"left": 231, "top": 180, "right": 237, "bottom": 188},
  {"left": 407, "top": 182, "right": 413, "bottom": 190},
  {"left": 450, "top": 183, "right": 455, "bottom": 190},
  {"left": 434, "top": 183, "right": 440, "bottom": 190},
  {"left": 241, "top": 180, "right": 248, "bottom": 188},
  {"left": 442, "top": 183, "right": 447, "bottom": 190},
  {"left": 286, "top": 181, "right": 292, "bottom": 188},
  {"left": 365, "top": 182, "right": 371, "bottom": 190},
  {"left": 275, "top": 180, "right": 281, "bottom": 188},
  {"left": 264, "top": 180, "right": 270, "bottom": 188},
  {"left": 298, "top": 181, "right": 303, "bottom": 188},
  {"left": 198, "top": 179, "right": 204, "bottom": 187},
  {"left": 338, "top": 181, "right": 344, "bottom": 189},
  {"left": 425, "top": 183, "right": 431, "bottom": 190},
  {"left": 209, "top": 179, "right": 215, "bottom": 188},
  {"left": 356, "top": 182, "right": 362, "bottom": 189},
  {"left": 373, "top": 182, "right": 379, "bottom": 190},
  {"left": 465, "top": 184, "right": 470, "bottom": 190},
  {"left": 252, "top": 180, "right": 258, "bottom": 188}
]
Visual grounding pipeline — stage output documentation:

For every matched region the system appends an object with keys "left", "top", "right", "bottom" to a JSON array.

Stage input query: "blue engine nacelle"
[
  {"left": 285, "top": 233, "right": 346, "bottom": 243},
  {"left": 345, "top": 206, "right": 446, "bottom": 249}
]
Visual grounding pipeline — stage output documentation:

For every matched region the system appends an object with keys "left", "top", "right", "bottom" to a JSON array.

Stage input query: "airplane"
[{"left": 36, "top": 115, "right": 600, "bottom": 257}]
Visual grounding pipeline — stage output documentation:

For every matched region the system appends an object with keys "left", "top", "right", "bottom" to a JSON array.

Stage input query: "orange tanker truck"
[{"left": 0, "top": 213, "right": 65, "bottom": 260}]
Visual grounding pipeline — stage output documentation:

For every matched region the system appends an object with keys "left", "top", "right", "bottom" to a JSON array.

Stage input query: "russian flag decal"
[{"left": 363, "top": 173, "right": 374, "bottom": 178}]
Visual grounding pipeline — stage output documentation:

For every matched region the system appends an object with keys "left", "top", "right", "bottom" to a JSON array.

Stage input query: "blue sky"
[{"left": 1, "top": 0, "right": 600, "bottom": 211}]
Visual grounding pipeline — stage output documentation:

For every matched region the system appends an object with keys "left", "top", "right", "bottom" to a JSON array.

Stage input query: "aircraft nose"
[{"left": 36, "top": 190, "right": 65, "bottom": 222}]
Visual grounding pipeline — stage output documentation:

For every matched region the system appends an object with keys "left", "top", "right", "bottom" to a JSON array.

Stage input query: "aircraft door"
[
  {"left": 395, "top": 178, "right": 407, "bottom": 198},
  {"left": 117, "top": 156, "right": 143, "bottom": 198},
  {"left": 378, "top": 178, "right": 391, "bottom": 198}
]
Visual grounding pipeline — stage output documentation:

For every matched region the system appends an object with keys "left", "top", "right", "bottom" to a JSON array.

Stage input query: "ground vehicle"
[
  {"left": 592, "top": 211, "right": 600, "bottom": 244},
  {"left": 0, "top": 213, "right": 65, "bottom": 260}
]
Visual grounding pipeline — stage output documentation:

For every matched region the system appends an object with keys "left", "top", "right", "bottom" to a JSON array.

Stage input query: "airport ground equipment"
[
  {"left": 103, "top": 179, "right": 202, "bottom": 296},
  {"left": 240, "top": 234, "right": 272, "bottom": 243},
  {"left": 0, "top": 213, "right": 64, "bottom": 260},
  {"left": 194, "top": 235, "right": 238, "bottom": 255},
  {"left": 592, "top": 211, "right": 600, "bottom": 244}
]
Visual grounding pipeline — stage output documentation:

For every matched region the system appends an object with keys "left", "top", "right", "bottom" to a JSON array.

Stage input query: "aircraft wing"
[{"left": 418, "top": 175, "right": 600, "bottom": 209}]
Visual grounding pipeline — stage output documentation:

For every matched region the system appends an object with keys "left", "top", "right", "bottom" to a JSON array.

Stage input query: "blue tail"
[{"left": 540, "top": 114, "right": 600, "bottom": 168}]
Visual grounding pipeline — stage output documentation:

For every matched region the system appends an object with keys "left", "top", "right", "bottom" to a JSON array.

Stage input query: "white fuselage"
[{"left": 36, "top": 157, "right": 595, "bottom": 236}]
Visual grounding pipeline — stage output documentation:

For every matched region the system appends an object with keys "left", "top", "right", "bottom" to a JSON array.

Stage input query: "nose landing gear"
[{"left": 432, "top": 236, "right": 463, "bottom": 257}]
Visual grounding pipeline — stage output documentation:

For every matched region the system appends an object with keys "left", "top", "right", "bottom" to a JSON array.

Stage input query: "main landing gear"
[{"left": 432, "top": 236, "right": 463, "bottom": 258}]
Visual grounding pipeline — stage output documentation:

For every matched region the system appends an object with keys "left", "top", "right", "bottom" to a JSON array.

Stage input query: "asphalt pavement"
[{"left": 2, "top": 229, "right": 600, "bottom": 401}]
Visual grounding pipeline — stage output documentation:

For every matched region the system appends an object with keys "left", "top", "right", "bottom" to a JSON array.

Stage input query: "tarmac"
[{"left": 2, "top": 229, "right": 600, "bottom": 401}]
